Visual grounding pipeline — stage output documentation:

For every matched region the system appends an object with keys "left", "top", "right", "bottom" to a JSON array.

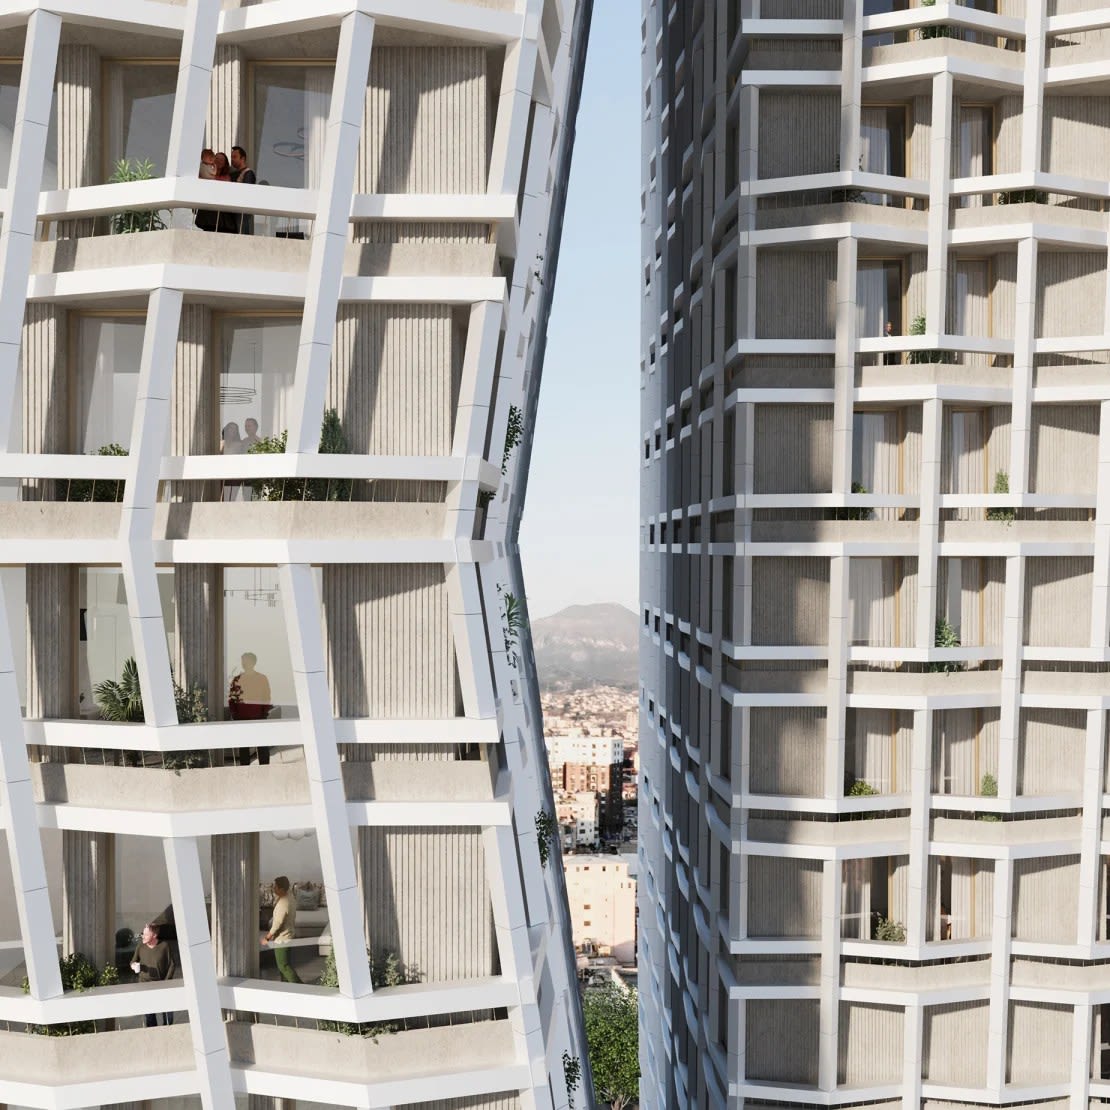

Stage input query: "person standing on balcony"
[
  {"left": 130, "top": 921, "right": 176, "bottom": 1027},
  {"left": 195, "top": 149, "right": 219, "bottom": 232},
  {"left": 261, "top": 876, "right": 301, "bottom": 984},
  {"left": 231, "top": 651, "right": 273, "bottom": 766},
  {"left": 882, "top": 319, "right": 900, "bottom": 366},
  {"left": 230, "top": 145, "right": 257, "bottom": 235}
]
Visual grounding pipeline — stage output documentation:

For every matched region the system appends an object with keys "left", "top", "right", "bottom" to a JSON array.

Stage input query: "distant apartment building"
[
  {"left": 641, "top": 2, "right": 1110, "bottom": 1108},
  {"left": 0, "top": 0, "right": 593, "bottom": 1105},
  {"left": 548, "top": 732, "right": 625, "bottom": 833},
  {"left": 557, "top": 790, "right": 600, "bottom": 850},
  {"left": 563, "top": 853, "right": 637, "bottom": 964}
]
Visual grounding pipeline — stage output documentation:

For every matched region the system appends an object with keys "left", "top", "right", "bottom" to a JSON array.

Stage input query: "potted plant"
[{"left": 108, "top": 158, "right": 167, "bottom": 234}]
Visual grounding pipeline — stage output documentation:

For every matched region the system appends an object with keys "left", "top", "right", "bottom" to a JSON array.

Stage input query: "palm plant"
[
  {"left": 93, "top": 657, "right": 144, "bottom": 722},
  {"left": 108, "top": 158, "right": 167, "bottom": 234}
]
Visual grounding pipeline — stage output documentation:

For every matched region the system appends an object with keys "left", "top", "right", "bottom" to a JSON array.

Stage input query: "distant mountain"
[{"left": 530, "top": 603, "right": 640, "bottom": 691}]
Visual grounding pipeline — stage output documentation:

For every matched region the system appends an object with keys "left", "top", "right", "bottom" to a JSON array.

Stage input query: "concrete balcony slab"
[
  {"left": 932, "top": 814, "right": 1079, "bottom": 847},
  {"left": 226, "top": 1016, "right": 517, "bottom": 1084},
  {"left": 0, "top": 501, "right": 446, "bottom": 542},
  {"left": 31, "top": 761, "right": 309, "bottom": 811},
  {"left": 31, "top": 229, "right": 497, "bottom": 281},
  {"left": 0, "top": 1023, "right": 193, "bottom": 1086}
]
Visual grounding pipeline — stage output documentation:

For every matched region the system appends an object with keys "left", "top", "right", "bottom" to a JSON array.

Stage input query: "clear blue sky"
[{"left": 519, "top": 3, "right": 640, "bottom": 619}]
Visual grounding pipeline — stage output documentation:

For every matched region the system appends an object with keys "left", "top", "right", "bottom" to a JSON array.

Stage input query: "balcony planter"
[{"left": 226, "top": 1018, "right": 515, "bottom": 1084}]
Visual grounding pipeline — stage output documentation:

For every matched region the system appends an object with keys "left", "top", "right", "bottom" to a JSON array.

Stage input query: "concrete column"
[
  {"left": 1010, "top": 236, "right": 1038, "bottom": 494},
  {"left": 62, "top": 830, "right": 114, "bottom": 968},
  {"left": 997, "top": 554, "right": 1024, "bottom": 800},
  {"left": 211, "top": 833, "right": 259, "bottom": 979},
  {"left": 839, "top": 0, "right": 863, "bottom": 180},
  {"left": 1077, "top": 710, "right": 1106, "bottom": 949},
  {"left": 825, "top": 555, "right": 850, "bottom": 799},
  {"left": 906, "top": 708, "right": 931, "bottom": 951},
  {"left": 207, "top": 44, "right": 244, "bottom": 152},
  {"left": 54, "top": 44, "right": 101, "bottom": 238},
  {"left": 925, "top": 71, "right": 953, "bottom": 337},
  {"left": 20, "top": 304, "right": 67, "bottom": 500},
  {"left": 917, "top": 397, "right": 943, "bottom": 649},
  {"left": 1091, "top": 399, "right": 1110, "bottom": 647},
  {"left": 832, "top": 236, "right": 858, "bottom": 493},
  {"left": 817, "top": 857, "right": 842, "bottom": 1091}
]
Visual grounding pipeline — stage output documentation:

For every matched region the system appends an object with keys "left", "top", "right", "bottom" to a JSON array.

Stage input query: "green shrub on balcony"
[
  {"left": 247, "top": 408, "right": 352, "bottom": 502},
  {"left": 997, "top": 188, "right": 1048, "bottom": 205},
  {"left": 315, "top": 949, "right": 420, "bottom": 1037},
  {"left": 64, "top": 443, "right": 128, "bottom": 502},
  {"left": 22, "top": 953, "right": 118, "bottom": 1035},
  {"left": 986, "top": 470, "right": 1015, "bottom": 523},
  {"left": 928, "top": 617, "right": 965, "bottom": 673},
  {"left": 907, "top": 315, "right": 952, "bottom": 364},
  {"left": 872, "top": 916, "right": 907, "bottom": 943},
  {"left": 108, "top": 158, "right": 167, "bottom": 234},
  {"left": 847, "top": 779, "right": 880, "bottom": 797},
  {"left": 916, "top": 0, "right": 953, "bottom": 38}
]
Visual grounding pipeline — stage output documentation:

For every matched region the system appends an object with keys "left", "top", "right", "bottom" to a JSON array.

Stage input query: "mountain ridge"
[{"left": 529, "top": 601, "right": 639, "bottom": 691}]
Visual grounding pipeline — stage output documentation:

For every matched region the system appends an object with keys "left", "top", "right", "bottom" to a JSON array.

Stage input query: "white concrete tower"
[
  {"left": 641, "top": 2, "right": 1110, "bottom": 1107},
  {"left": 0, "top": 1, "right": 592, "bottom": 1107}
]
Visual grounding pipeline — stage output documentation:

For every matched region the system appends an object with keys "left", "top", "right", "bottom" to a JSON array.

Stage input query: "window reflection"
[
  {"left": 78, "top": 568, "right": 175, "bottom": 718},
  {"left": 252, "top": 64, "right": 333, "bottom": 236},
  {"left": 105, "top": 61, "right": 177, "bottom": 177},
  {"left": 217, "top": 317, "right": 299, "bottom": 490},
  {"left": 75, "top": 316, "right": 145, "bottom": 453},
  {"left": 223, "top": 568, "right": 297, "bottom": 722}
]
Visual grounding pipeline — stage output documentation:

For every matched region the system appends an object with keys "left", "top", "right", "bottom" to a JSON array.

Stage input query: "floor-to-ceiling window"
[
  {"left": 74, "top": 315, "right": 146, "bottom": 453},
  {"left": 251, "top": 63, "right": 334, "bottom": 236},
  {"left": 103, "top": 60, "right": 177, "bottom": 178}
]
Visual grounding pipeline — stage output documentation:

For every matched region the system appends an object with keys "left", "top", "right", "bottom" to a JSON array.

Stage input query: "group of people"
[
  {"left": 130, "top": 875, "right": 303, "bottom": 1021},
  {"left": 221, "top": 417, "right": 263, "bottom": 455},
  {"left": 197, "top": 145, "right": 257, "bottom": 234}
]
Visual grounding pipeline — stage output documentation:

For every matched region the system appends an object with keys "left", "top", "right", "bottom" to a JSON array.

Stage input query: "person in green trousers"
[{"left": 261, "top": 875, "right": 301, "bottom": 984}]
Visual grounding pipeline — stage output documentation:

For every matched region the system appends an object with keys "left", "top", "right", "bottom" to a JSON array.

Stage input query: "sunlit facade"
[{"left": 0, "top": 0, "right": 591, "bottom": 1106}]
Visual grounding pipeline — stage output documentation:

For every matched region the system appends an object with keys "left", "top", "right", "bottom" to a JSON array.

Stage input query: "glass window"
[
  {"left": 78, "top": 568, "right": 175, "bottom": 718},
  {"left": 218, "top": 316, "right": 299, "bottom": 459},
  {"left": 223, "top": 568, "right": 297, "bottom": 720},
  {"left": 75, "top": 316, "right": 145, "bottom": 453},
  {"left": 857, "top": 259, "right": 903, "bottom": 361},
  {"left": 957, "top": 107, "right": 993, "bottom": 207},
  {"left": 253, "top": 64, "right": 333, "bottom": 235},
  {"left": 104, "top": 62, "right": 178, "bottom": 177},
  {"left": 860, "top": 105, "right": 907, "bottom": 204}
]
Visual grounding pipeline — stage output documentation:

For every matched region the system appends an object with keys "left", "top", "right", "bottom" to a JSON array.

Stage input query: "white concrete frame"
[
  {"left": 0, "top": 0, "right": 591, "bottom": 1107},
  {"left": 641, "top": 3, "right": 1110, "bottom": 1109}
]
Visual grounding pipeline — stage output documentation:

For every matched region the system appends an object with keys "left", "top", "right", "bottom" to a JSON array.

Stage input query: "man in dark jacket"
[
  {"left": 131, "top": 921, "right": 176, "bottom": 1026},
  {"left": 230, "top": 145, "right": 257, "bottom": 235}
]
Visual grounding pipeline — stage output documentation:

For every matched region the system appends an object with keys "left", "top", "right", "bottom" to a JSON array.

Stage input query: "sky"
[{"left": 519, "top": 2, "right": 641, "bottom": 620}]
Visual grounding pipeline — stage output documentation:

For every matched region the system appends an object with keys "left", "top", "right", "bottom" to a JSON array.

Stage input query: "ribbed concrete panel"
[
  {"left": 1018, "top": 708, "right": 1085, "bottom": 795},
  {"left": 756, "top": 251, "right": 836, "bottom": 338},
  {"left": 1023, "top": 557, "right": 1094, "bottom": 646},
  {"left": 360, "top": 47, "right": 487, "bottom": 193},
  {"left": 749, "top": 707, "right": 826, "bottom": 797},
  {"left": 360, "top": 825, "right": 495, "bottom": 981},
  {"left": 753, "top": 405, "right": 832, "bottom": 494},
  {"left": 1043, "top": 96, "right": 1110, "bottom": 175},
  {"left": 1007, "top": 1002, "right": 1073, "bottom": 1084},
  {"left": 923, "top": 1002, "right": 990, "bottom": 1086},
  {"left": 837, "top": 1003, "right": 903, "bottom": 1085},
  {"left": 207, "top": 44, "right": 243, "bottom": 153},
  {"left": 745, "top": 1000, "right": 820, "bottom": 1084},
  {"left": 1031, "top": 404, "right": 1100, "bottom": 494},
  {"left": 330, "top": 305, "right": 460, "bottom": 457},
  {"left": 751, "top": 557, "right": 829, "bottom": 645},
  {"left": 747, "top": 856, "right": 822, "bottom": 938},
  {"left": 55, "top": 44, "right": 99, "bottom": 190},
  {"left": 757, "top": 93, "right": 838, "bottom": 178},
  {"left": 1013, "top": 856, "right": 1081, "bottom": 942},
  {"left": 323, "top": 564, "right": 456, "bottom": 718},
  {"left": 1036, "top": 252, "right": 1107, "bottom": 338}
]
